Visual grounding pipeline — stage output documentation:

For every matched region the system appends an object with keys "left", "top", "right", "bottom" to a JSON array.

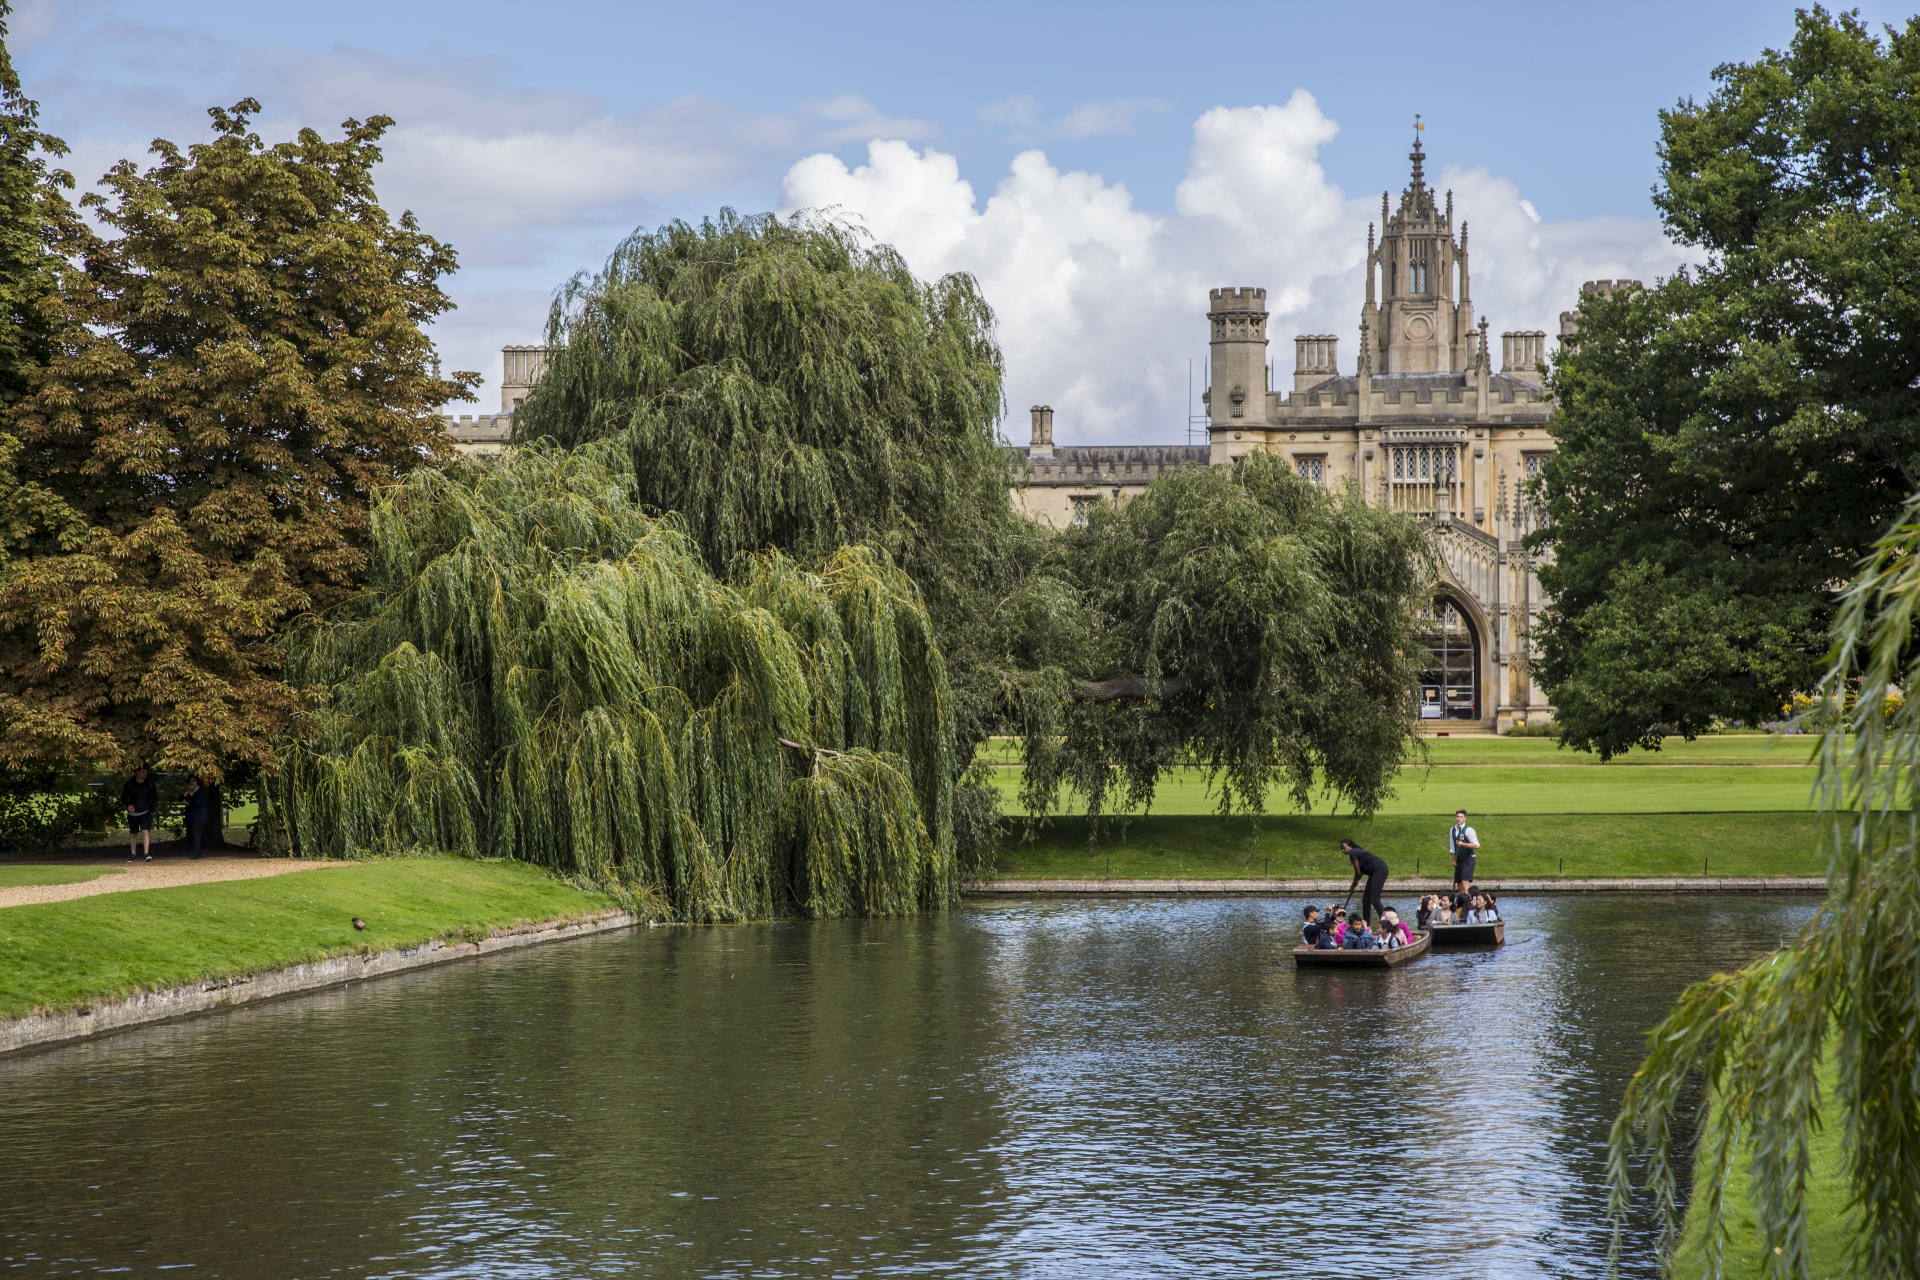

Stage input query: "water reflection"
[{"left": 0, "top": 894, "right": 1813, "bottom": 1277}]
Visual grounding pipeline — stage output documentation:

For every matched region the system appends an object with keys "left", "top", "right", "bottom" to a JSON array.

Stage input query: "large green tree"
[
  {"left": 276, "top": 442, "right": 955, "bottom": 921},
  {"left": 512, "top": 211, "right": 1046, "bottom": 860},
  {"left": 0, "top": 101, "right": 474, "bottom": 780},
  {"left": 1015, "top": 452, "right": 1435, "bottom": 822},
  {"left": 1538, "top": 7, "right": 1920, "bottom": 757},
  {"left": 0, "top": 0, "right": 78, "bottom": 408}
]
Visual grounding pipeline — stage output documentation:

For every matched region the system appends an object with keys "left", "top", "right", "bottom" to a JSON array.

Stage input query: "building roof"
[{"left": 1014, "top": 444, "right": 1210, "bottom": 487}]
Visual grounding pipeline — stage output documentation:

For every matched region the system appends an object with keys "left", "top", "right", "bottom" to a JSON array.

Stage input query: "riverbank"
[
  {"left": 0, "top": 858, "right": 622, "bottom": 1038},
  {"left": 990, "top": 813, "right": 1826, "bottom": 881}
]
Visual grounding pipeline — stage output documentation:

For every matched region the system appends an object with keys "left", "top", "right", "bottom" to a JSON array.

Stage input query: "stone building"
[{"left": 1016, "top": 136, "right": 1630, "bottom": 731}]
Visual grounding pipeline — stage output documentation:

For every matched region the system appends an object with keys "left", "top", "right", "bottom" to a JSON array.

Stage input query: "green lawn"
[
  {"left": 1671, "top": 1067, "right": 1856, "bottom": 1279},
  {"left": 990, "top": 813, "right": 1825, "bottom": 881},
  {"left": 0, "top": 864, "right": 121, "bottom": 888},
  {"left": 988, "top": 763, "right": 1820, "bottom": 817},
  {"left": 0, "top": 858, "right": 618, "bottom": 1020},
  {"left": 975, "top": 733, "right": 1824, "bottom": 768}
]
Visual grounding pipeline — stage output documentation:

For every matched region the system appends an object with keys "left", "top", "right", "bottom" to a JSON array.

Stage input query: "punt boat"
[
  {"left": 1427, "top": 920, "right": 1506, "bottom": 948},
  {"left": 1292, "top": 930, "right": 1431, "bottom": 969}
]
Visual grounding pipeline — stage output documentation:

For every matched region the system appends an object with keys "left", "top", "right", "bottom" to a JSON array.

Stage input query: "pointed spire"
[
  {"left": 1410, "top": 114, "right": 1426, "bottom": 191},
  {"left": 1446, "top": 189, "right": 1454, "bottom": 225}
]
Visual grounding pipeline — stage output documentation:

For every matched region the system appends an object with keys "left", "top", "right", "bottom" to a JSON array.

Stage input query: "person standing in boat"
[
  {"left": 1449, "top": 809, "right": 1480, "bottom": 895},
  {"left": 1340, "top": 839, "right": 1389, "bottom": 928}
]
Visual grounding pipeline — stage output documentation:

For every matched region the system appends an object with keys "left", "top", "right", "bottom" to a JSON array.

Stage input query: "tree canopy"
[
  {"left": 1538, "top": 8, "right": 1920, "bottom": 757},
  {"left": 1016, "top": 453, "right": 1435, "bottom": 822},
  {"left": 275, "top": 441, "right": 956, "bottom": 922},
  {"left": 0, "top": 100, "right": 473, "bottom": 779},
  {"left": 1610, "top": 491, "right": 1920, "bottom": 1279},
  {"left": 0, "top": 0, "right": 78, "bottom": 409}
]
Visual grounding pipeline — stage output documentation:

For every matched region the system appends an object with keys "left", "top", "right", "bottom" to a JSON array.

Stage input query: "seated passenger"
[
  {"left": 1377, "top": 908, "right": 1411, "bottom": 947},
  {"left": 1415, "top": 894, "right": 1436, "bottom": 929},
  {"left": 1301, "top": 905, "right": 1324, "bottom": 947},
  {"left": 1452, "top": 892, "right": 1473, "bottom": 923},
  {"left": 1330, "top": 907, "right": 1351, "bottom": 947},
  {"left": 1481, "top": 892, "right": 1500, "bottom": 921},
  {"left": 1342, "top": 917, "right": 1375, "bottom": 949},
  {"left": 1314, "top": 921, "right": 1341, "bottom": 949}
]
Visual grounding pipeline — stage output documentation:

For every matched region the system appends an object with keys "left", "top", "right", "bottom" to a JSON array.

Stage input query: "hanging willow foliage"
[
  {"left": 1608, "top": 494, "right": 1920, "bottom": 1278},
  {"left": 507, "top": 210, "right": 1042, "bottom": 862},
  {"left": 269, "top": 441, "right": 955, "bottom": 922}
]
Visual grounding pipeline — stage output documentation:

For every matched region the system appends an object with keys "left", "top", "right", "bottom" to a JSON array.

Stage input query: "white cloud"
[
  {"left": 782, "top": 92, "right": 1691, "bottom": 443},
  {"left": 1056, "top": 97, "right": 1167, "bottom": 139},
  {"left": 807, "top": 92, "right": 937, "bottom": 144}
]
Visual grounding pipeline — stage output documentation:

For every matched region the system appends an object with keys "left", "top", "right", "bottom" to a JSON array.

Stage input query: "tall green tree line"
[{"left": 1539, "top": 7, "right": 1920, "bottom": 757}]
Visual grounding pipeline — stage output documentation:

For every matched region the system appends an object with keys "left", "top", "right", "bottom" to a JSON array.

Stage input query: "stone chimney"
[
  {"left": 1029, "top": 404, "right": 1055, "bottom": 457},
  {"left": 500, "top": 345, "right": 551, "bottom": 413},
  {"left": 1293, "top": 334, "right": 1338, "bottom": 392}
]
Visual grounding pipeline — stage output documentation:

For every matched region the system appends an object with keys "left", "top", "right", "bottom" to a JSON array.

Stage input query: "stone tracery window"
[{"left": 1295, "top": 456, "right": 1324, "bottom": 485}]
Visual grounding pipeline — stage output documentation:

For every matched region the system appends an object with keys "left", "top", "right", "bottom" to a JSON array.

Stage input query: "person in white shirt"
[{"left": 1449, "top": 808, "right": 1480, "bottom": 895}]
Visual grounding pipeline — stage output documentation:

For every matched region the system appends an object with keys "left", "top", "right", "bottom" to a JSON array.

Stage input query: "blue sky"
[{"left": 15, "top": 1, "right": 1915, "bottom": 440}]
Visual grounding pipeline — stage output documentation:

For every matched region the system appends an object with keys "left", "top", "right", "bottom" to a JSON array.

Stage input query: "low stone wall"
[
  {"left": 0, "top": 910, "right": 638, "bottom": 1058},
  {"left": 964, "top": 877, "right": 1825, "bottom": 897}
]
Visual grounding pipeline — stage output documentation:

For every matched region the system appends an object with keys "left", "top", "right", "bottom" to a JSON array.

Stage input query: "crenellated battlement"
[{"left": 1208, "top": 287, "right": 1267, "bottom": 312}]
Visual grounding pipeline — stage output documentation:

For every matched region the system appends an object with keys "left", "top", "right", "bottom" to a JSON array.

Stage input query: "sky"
[{"left": 12, "top": 0, "right": 1917, "bottom": 444}]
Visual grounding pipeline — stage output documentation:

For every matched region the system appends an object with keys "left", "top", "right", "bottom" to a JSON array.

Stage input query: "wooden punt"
[
  {"left": 1292, "top": 930, "right": 1431, "bottom": 969},
  {"left": 1427, "top": 920, "right": 1506, "bottom": 948}
]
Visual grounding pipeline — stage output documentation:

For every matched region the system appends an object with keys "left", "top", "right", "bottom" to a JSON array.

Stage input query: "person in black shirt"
[
  {"left": 1340, "top": 839, "right": 1389, "bottom": 927},
  {"left": 120, "top": 766, "right": 158, "bottom": 862}
]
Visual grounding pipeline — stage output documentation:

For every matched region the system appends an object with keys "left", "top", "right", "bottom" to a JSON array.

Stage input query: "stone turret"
[
  {"left": 1207, "top": 287, "right": 1269, "bottom": 423},
  {"left": 1360, "top": 125, "right": 1476, "bottom": 376}
]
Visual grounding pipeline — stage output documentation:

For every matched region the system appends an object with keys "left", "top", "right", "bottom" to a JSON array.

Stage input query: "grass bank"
[
  {"left": 1671, "top": 1068, "right": 1855, "bottom": 1278},
  {"left": 990, "top": 813, "right": 1825, "bottom": 881},
  {"left": 0, "top": 858, "right": 618, "bottom": 1021}
]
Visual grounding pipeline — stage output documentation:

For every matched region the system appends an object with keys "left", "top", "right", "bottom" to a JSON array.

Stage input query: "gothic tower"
[{"left": 1360, "top": 127, "right": 1476, "bottom": 375}]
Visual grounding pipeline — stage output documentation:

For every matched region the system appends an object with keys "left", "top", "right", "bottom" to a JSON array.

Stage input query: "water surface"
[{"left": 0, "top": 894, "right": 1814, "bottom": 1277}]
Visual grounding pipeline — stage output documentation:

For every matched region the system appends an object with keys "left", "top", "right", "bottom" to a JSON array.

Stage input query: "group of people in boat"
[
  {"left": 1300, "top": 903, "right": 1415, "bottom": 950},
  {"left": 1299, "top": 809, "right": 1494, "bottom": 950}
]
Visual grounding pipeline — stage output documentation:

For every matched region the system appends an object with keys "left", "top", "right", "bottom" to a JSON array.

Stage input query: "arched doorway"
[{"left": 1414, "top": 598, "right": 1480, "bottom": 722}]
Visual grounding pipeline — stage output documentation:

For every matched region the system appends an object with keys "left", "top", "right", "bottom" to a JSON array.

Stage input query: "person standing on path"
[
  {"left": 182, "top": 776, "right": 209, "bottom": 860},
  {"left": 121, "top": 766, "right": 158, "bottom": 862},
  {"left": 1449, "top": 809, "right": 1480, "bottom": 895},
  {"left": 1340, "top": 839, "right": 1390, "bottom": 928}
]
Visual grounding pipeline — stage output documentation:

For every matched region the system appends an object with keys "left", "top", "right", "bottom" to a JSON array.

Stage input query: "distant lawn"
[
  {"left": 975, "top": 734, "right": 1824, "bottom": 768},
  {"left": 988, "top": 763, "right": 1820, "bottom": 817},
  {"left": 0, "top": 865, "right": 121, "bottom": 889},
  {"left": 0, "top": 858, "right": 618, "bottom": 1020},
  {"left": 989, "top": 812, "right": 1825, "bottom": 881}
]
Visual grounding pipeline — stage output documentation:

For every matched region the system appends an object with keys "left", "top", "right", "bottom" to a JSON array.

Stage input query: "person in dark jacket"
[
  {"left": 120, "top": 766, "right": 158, "bottom": 862},
  {"left": 1340, "top": 839, "right": 1390, "bottom": 927},
  {"left": 182, "top": 777, "right": 209, "bottom": 860}
]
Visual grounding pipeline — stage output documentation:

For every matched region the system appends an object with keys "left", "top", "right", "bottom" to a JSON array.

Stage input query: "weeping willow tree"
[
  {"left": 510, "top": 211, "right": 1053, "bottom": 868},
  {"left": 1014, "top": 451, "right": 1437, "bottom": 822},
  {"left": 1609, "top": 495, "right": 1920, "bottom": 1277},
  {"left": 269, "top": 442, "right": 955, "bottom": 922}
]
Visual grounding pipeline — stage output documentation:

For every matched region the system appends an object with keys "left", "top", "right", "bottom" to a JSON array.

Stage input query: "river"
[{"left": 0, "top": 893, "right": 1816, "bottom": 1278}]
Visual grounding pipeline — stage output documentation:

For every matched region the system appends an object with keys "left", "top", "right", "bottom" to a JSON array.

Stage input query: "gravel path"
[{"left": 0, "top": 855, "right": 347, "bottom": 909}]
